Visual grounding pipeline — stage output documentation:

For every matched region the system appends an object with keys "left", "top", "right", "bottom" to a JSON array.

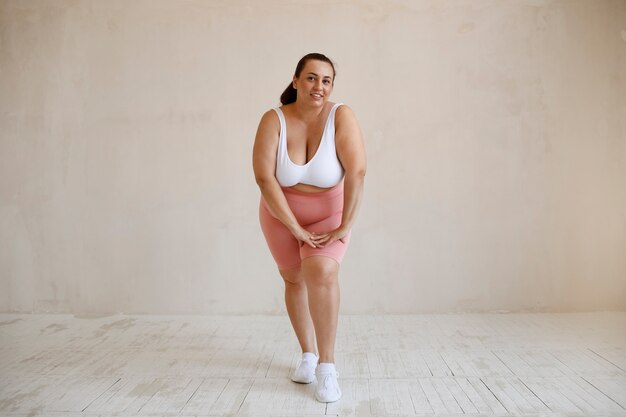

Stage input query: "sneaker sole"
[
  {"left": 291, "top": 376, "right": 316, "bottom": 384},
  {"left": 315, "top": 392, "right": 342, "bottom": 403}
]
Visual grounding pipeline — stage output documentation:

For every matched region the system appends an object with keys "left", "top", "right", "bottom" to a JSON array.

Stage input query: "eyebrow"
[{"left": 306, "top": 72, "right": 332, "bottom": 79}]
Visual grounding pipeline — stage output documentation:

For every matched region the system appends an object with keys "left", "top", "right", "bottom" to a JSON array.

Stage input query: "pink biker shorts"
[{"left": 259, "top": 181, "right": 351, "bottom": 271}]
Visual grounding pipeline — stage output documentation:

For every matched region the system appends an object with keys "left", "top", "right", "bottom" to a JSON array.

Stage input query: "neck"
[{"left": 292, "top": 100, "right": 325, "bottom": 123}]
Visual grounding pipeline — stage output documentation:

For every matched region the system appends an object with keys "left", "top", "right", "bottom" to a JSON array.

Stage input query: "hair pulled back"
[{"left": 280, "top": 53, "right": 336, "bottom": 105}]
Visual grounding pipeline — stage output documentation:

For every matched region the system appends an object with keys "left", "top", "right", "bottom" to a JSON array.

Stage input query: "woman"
[{"left": 252, "top": 52, "right": 366, "bottom": 403}]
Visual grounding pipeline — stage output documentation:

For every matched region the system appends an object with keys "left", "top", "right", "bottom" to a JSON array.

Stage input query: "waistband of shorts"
[{"left": 281, "top": 180, "right": 344, "bottom": 200}]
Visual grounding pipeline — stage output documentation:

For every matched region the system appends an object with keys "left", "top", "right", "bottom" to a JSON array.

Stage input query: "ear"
[{"left": 292, "top": 75, "right": 297, "bottom": 89}]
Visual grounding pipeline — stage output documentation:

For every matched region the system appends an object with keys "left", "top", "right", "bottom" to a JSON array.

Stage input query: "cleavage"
[{"left": 286, "top": 112, "right": 329, "bottom": 165}]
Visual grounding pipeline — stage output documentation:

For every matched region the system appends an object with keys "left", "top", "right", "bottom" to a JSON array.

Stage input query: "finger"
[
  {"left": 306, "top": 235, "right": 320, "bottom": 248},
  {"left": 315, "top": 234, "right": 330, "bottom": 243},
  {"left": 316, "top": 237, "right": 334, "bottom": 248},
  {"left": 317, "top": 235, "right": 331, "bottom": 244},
  {"left": 302, "top": 237, "right": 316, "bottom": 248}
]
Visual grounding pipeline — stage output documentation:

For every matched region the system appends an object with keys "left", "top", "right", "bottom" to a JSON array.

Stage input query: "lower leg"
[
  {"left": 302, "top": 257, "right": 340, "bottom": 364},
  {"left": 281, "top": 268, "right": 316, "bottom": 354}
]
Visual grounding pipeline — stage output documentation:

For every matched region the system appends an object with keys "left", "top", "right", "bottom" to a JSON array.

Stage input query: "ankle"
[{"left": 316, "top": 362, "right": 336, "bottom": 373}]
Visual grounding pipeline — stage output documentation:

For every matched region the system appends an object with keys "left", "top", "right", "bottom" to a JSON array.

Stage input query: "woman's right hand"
[{"left": 292, "top": 227, "right": 317, "bottom": 248}]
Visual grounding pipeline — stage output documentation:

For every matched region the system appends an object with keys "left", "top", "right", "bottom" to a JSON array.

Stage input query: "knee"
[
  {"left": 281, "top": 268, "right": 305, "bottom": 286},
  {"left": 303, "top": 259, "right": 338, "bottom": 288}
]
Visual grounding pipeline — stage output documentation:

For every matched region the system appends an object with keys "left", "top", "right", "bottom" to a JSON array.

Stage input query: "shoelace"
[{"left": 319, "top": 371, "right": 340, "bottom": 390}]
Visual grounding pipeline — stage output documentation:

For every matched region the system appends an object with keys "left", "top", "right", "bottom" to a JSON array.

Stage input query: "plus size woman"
[{"left": 252, "top": 52, "right": 366, "bottom": 403}]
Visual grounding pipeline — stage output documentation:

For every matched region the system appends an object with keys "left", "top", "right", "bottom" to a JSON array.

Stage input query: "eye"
[
  {"left": 323, "top": 80, "right": 330, "bottom": 84},
  {"left": 308, "top": 76, "right": 315, "bottom": 81}
]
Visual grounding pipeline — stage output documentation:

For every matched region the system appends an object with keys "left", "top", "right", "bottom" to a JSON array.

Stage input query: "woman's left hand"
[{"left": 309, "top": 227, "right": 349, "bottom": 248}]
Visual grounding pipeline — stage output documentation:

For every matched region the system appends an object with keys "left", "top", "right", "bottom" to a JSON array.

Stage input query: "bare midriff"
[{"left": 288, "top": 183, "right": 334, "bottom": 193}]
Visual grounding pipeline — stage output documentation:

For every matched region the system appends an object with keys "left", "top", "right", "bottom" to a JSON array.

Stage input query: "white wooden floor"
[{"left": 0, "top": 313, "right": 625, "bottom": 417}]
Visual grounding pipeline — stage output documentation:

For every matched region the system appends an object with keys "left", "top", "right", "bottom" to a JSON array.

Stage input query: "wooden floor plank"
[
  {"left": 1, "top": 312, "right": 625, "bottom": 416},
  {"left": 134, "top": 376, "right": 202, "bottom": 414},
  {"left": 556, "top": 376, "right": 623, "bottom": 413},
  {"left": 335, "top": 351, "right": 370, "bottom": 379},
  {"left": 264, "top": 349, "right": 297, "bottom": 379},
  {"left": 481, "top": 376, "right": 551, "bottom": 414},
  {"left": 443, "top": 377, "right": 478, "bottom": 414},
  {"left": 521, "top": 376, "right": 583, "bottom": 413},
  {"left": 237, "top": 377, "right": 324, "bottom": 415},
  {"left": 418, "top": 378, "right": 446, "bottom": 414},
  {"left": 121, "top": 376, "right": 173, "bottom": 414},
  {"left": 584, "top": 376, "right": 626, "bottom": 409},
  {"left": 407, "top": 379, "right": 432, "bottom": 414},
  {"left": 325, "top": 378, "right": 371, "bottom": 417},
  {"left": 178, "top": 378, "right": 229, "bottom": 414},
  {"left": 83, "top": 376, "right": 157, "bottom": 412},
  {"left": 205, "top": 349, "right": 274, "bottom": 378},
  {"left": 369, "top": 379, "right": 417, "bottom": 415},
  {"left": 441, "top": 350, "right": 515, "bottom": 377},
  {"left": 430, "top": 377, "right": 464, "bottom": 414},
  {"left": 459, "top": 376, "right": 509, "bottom": 414},
  {"left": 549, "top": 349, "right": 626, "bottom": 376},
  {"left": 208, "top": 377, "right": 254, "bottom": 415},
  {"left": 591, "top": 348, "right": 626, "bottom": 373},
  {"left": 421, "top": 349, "right": 453, "bottom": 377},
  {"left": 515, "top": 349, "right": 570, "bottom": 376},
  {"left": 0, "top": 375, "right": 60, "bottom": 412},
  {"left": 0, "top": 374, "right": 119, "bottom": 413},
  {"left": 367, "top": 351, "right": 411, "bottom": 378},
  {"left": 46, "top": 376, "right": 119, "bottom": 412}
]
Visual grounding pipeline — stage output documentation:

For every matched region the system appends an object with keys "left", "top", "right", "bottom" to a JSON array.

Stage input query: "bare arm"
[
  {"left": 252, "top": 110, "right": 316, "bottom": 247},
  {"left": 312, "top": 105, "right": 366, "bottom": 248}
]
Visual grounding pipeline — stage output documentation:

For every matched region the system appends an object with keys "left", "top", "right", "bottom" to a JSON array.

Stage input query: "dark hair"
[{"left": 280, "top": 53, "right": 336, "bottom": 105}]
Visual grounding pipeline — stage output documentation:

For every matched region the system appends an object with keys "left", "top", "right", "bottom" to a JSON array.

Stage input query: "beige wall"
[{"left": 1, "top": 0, "right": 625, "bottom": 314}]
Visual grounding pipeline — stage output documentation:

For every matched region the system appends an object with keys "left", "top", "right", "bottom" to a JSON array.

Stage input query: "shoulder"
[
  {"left": 258, "top": 108, "right": 280, "bottom": 129},
  {"left": 254, "top": 108, "right": 281, "bottom": 146},
  {"left": 334, "top": 104, "right": 358, "bottom": 128},
  {"left": 335, "top": 103, "right": 357, "bottom": 121}
]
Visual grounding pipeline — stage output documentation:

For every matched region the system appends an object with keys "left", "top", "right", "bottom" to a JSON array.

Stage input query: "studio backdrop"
[{"left": 1, "top": 0, "right": 625, "bottom": 314}]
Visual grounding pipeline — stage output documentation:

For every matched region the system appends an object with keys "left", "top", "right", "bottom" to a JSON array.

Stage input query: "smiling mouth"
[{"left": 311, "top": 93, "right": 323, "bottom": 98}]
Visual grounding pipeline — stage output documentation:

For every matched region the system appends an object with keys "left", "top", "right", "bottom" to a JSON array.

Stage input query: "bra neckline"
[{"left": 276, "top": 103, "right": 341, "bottom": 167}]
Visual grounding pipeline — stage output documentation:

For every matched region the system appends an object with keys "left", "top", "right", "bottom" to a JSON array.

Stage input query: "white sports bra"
[{"left": 273, "top": 103, "right": 345, "bottom": 188}]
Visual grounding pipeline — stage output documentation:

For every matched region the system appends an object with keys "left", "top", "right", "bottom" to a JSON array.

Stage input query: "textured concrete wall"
[{"left": 1, "top": 0, "right": 625, "bottom": 314}]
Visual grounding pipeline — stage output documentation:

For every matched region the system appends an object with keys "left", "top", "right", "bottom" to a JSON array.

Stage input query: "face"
[{"left": 293, "top": 60, "right": 334, "bottom": 106}]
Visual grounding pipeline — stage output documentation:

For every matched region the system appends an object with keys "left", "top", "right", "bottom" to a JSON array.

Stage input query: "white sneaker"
[
  {"left": 291, "top": 352, "right": 318, "bottom": 384},
  {"left": 315, "top": 363, "right": 342, "bottom": 403}
]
